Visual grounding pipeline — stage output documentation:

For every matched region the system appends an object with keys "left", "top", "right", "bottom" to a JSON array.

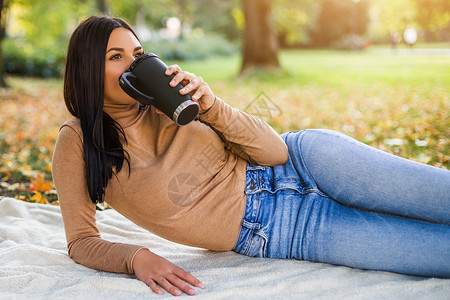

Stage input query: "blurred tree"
[
  {"left": 97, "top": 0, "right": 108, "bottom": 14},
  {"left": 191, "top": 0, "right": 240, "bottom": 41},
  {"left": 108, "top": 0, "right": 173, "bottom": 30},
  {"left": 109, "top": 0, "right": 239, "bottom": 41},
  {"left": 368, "top": 0, "right": 449, "bottom": 43},
  {"left": 2, "top": 0, "right": 96, "bottom": 77},
  {"left": 413, "top": 0, "right": 450, "bottom": 41},
  {"left": 369, "top": 0, "right": 417, "bottom": 43},
  {"left": 309, "top": 0, "right": 370, "bottom": 47},
  {"left": 10, "top": 0, "right": 92, "bottom": 54},
  {"left": 0, "top": 0, "right": 10, "bottom": 87},
  {"left": 240, "top": 0, "right": 280, "bottom": 74},
  {"left": 170, "top": 0, "right": 195, "bottom": 39},
  {"left": 273, "top": 0, "right": 320, "bottom": 47}
]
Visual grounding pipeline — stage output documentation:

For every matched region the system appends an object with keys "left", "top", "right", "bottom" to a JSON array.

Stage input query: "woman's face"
[{"left": 104, "top": 27, "right": 144, "bottom": 106}]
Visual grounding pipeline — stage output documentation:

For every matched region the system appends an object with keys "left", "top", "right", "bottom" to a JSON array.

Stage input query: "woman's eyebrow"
[
  {"left": 106, "top": 47, "right": 123, "bottom": 53},
  {"left": 106, "top": 46, "right": 142, "bottom": 54}
]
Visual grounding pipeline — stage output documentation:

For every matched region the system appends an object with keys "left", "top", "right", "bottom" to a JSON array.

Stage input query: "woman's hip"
[{"left": 232, "top": 161, "right": 330, "bottom": 259}]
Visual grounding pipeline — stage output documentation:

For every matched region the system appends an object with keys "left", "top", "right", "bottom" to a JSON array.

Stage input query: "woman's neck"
[{"left": 103, "top": 102, "right": 141, "bottom": 128}]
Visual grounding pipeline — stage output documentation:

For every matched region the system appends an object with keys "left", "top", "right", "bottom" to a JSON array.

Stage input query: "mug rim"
[{"left": 127, "top": 52, "right": 159, "bottom": 72}]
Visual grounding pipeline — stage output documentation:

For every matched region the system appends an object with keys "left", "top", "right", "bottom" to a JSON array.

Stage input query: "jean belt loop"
[{"left": 241, "top": 219, "right": 261, "bottom": 230}]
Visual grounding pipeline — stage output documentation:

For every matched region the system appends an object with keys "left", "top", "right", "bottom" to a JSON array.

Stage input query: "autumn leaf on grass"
[
  {"left": 31, "top": 192, "right": 48, "bottom": 204},
  {"left": 29, "top": 174, "right": 52, "bottom": 193},
  {"left": 14, "top": 195, "right": 29, "bottom": 202}
]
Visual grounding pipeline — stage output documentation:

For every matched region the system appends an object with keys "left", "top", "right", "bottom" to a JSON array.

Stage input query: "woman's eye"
[
  {"left": 110, "top": 54, "right": 121, "bottom": 60},
  {"left": 134, "top": 52, "right": 143, "bottom": 58}
]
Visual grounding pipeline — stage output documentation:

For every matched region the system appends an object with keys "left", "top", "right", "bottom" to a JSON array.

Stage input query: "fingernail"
[
  {"left": 198, "top": 282, "right": 205, "bottom": 289},
  {"left": 174, "top": 290, "right": 181, "bottom": 296},
  {"left": 157, "top": 290, "right": 163, "bottom": 295},
  {"left": 170, "top": 80, "right": 175, "bottom": 86},
  {"left": 189, "top": 289, "right": 195, "bottom": 295}
]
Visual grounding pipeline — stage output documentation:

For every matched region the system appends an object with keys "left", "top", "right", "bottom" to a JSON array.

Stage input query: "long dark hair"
[{"left": 64, "top": 16, "right": 137, "bottom": 204}]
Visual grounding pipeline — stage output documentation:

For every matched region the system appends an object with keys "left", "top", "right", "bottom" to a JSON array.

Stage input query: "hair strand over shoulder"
[{"left": 64, "top": 16, "right": 138, "bottom": 204}]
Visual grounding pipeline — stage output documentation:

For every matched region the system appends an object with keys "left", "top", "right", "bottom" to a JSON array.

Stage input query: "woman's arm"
[
  {"left": 52, "top": 124, "right": 145, "bottom": 272},
  {"left": 52, "top": 123, "right": 203, "bottom": 296},
  {"left": 198, "top": 96, "right": 289, "bottom": 166},
  {"left": 165, "top": 65, "right": 289, "bottom": 166}
]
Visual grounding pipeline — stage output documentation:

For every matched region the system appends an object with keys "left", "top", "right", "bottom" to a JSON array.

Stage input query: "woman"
[{"left": 52, "top": 16, "right": 450, "bottom": 297}]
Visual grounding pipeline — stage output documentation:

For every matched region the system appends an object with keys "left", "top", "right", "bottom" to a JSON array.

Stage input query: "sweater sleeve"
[
  {"left": 197, "top": 96, "right": 289, "bottom": 166},
  {"left": 52, "top": 123, "right": 145, "bottom": 274}
]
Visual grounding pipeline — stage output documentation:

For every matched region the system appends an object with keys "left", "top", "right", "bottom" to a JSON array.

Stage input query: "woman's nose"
[{"left": 125, "top": 54, "right": 137, "bottom": 69}]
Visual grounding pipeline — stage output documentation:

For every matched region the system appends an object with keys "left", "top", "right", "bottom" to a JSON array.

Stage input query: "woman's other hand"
[
  {"left": 132, "top": 248, "right": 205, "bottom": 296},
  {"left": 164, "top": 65, "right": 216, "bottom": 113}
]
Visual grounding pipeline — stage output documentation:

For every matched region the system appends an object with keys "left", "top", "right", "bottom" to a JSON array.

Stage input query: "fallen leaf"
[
  {"left": 29, "top": 174, "right": 52, "bottom": 193},
  {"left": 31, "top": 192, "right": 48, "bottom": 204}
]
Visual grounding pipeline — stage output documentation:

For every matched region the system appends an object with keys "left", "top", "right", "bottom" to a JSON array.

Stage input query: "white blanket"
[{"left": 0, "top": 197, "right": 449, "bottom": 299}]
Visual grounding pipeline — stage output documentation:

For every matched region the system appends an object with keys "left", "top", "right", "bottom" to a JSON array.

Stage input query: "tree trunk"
[
  {"left": 240, "top": 0, "right": 280, "bottom": 74},
  {"left": 96, "top": 0, "right": 108, "bottom": 14},
  {"left": 0, "top": 0, "right": 9, "bottom": 88}
]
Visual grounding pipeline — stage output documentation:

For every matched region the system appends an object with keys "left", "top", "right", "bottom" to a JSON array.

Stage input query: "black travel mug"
[{"left": 119, "top": 53, "right": 199, "bottom": 126}]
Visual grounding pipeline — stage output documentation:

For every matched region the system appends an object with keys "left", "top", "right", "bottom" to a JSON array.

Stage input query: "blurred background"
[
  {"left": 1, "top": 0, "right": 449, "bottom": 77},
  {"left": 0, "top": 0, "right": 449, "bottom": 204}
]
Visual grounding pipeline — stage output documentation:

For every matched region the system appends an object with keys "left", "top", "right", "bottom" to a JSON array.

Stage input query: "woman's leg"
[
  {"left": 298, "top": 191, "right": 450, "bottom": 278},
  {"left": 239, "top": 152, "right": 450, "bottom": 277},
  {"left": 285, "top": 129, "right": 450, "bottom": 224}
]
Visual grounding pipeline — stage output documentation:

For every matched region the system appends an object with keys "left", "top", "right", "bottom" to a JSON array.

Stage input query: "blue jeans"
[{"left": 232, "top": 129, "right": 450, "bottom": 278}]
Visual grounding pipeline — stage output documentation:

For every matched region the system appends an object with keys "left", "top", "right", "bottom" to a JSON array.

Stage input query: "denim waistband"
[
  {"left": 232, "top": 163, "right": 272, "bottom": 254},
  {"left": 241, "top": 163, "right": 267, "bottom": 221}
]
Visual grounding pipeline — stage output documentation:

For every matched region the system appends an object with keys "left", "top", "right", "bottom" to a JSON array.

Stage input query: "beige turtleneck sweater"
[{"left": 52, "top": 96, "right": 289, "bottom": 274}]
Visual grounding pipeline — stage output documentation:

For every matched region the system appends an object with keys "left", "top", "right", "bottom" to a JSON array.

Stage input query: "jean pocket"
[{"left": 245, "top": 232, "right": 268, "bottom": 258}]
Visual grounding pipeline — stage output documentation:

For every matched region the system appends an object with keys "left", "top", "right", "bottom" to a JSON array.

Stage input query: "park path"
[{"left": 374, "top": 48, "right": 450, "bottom": 56}]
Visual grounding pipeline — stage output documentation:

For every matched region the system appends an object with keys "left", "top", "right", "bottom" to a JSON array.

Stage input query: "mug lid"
[{"left": 126, "top": 52, "right": 159, "bottom": 72}]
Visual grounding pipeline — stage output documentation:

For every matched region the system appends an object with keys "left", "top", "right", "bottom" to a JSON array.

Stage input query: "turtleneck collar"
[{"left": 103, "top": 102, "right": 143, "bottom": 128}]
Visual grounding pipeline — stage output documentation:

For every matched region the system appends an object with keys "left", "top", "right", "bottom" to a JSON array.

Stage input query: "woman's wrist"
[
  {"left": 199, "top": 95, "right": 217, "bottom": 115},
  {"left": 131, "top": 247, "right": 151, "bottom": 273}
]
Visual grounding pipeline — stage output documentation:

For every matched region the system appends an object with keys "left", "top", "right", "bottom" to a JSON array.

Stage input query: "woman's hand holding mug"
[{"left": 156, "top": 65, "right": 215, "bottom": 115}]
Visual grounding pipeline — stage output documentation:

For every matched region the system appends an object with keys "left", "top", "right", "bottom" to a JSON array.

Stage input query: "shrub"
[
  {"left": 142, "top": 34, "right": 238, "bottom": 61},
  {"left": 2, "top": 33, "right": 238, "bottom": 77},
  {"left": 331, "top": 34, "right": 368, "bottom": 51},
  {"left": 2, "top": 38, "right": 65, "bottom": 78}
]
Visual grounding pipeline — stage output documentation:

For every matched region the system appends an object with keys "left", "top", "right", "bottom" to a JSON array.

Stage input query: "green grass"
[
  {"left": 170, "top": 48, "right": 450, "bottom": 87},
  {"left": 281, "top": 49, "right": 450, "bottom": 87}
]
